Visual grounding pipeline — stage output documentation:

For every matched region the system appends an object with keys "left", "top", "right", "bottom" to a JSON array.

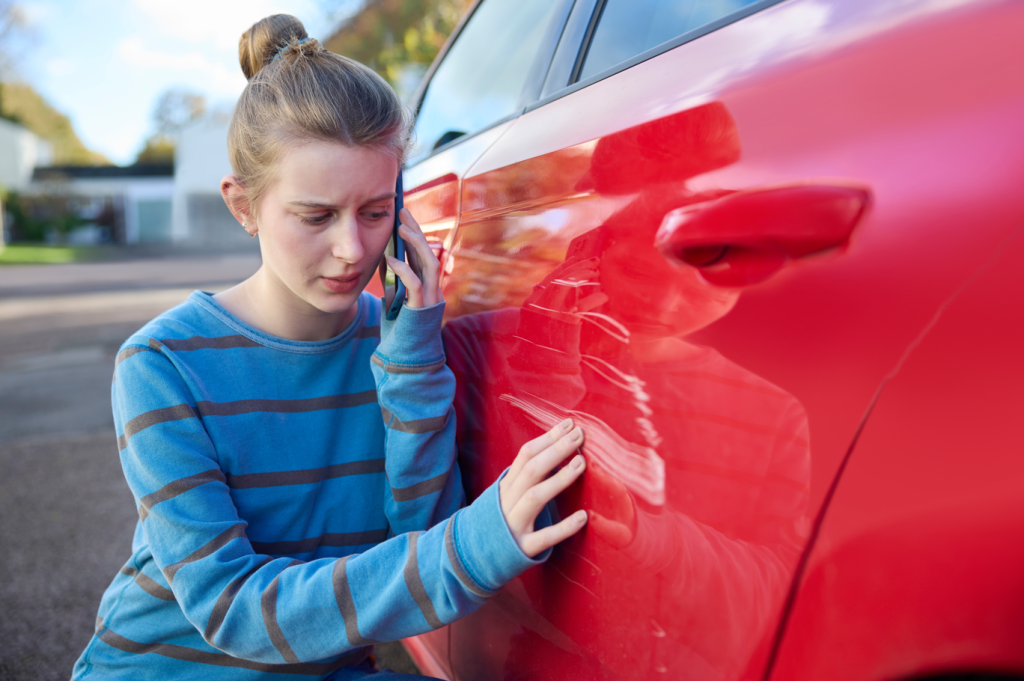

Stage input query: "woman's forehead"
[{"left": 274, "top": 140, "right": 397, "bottom": 203}]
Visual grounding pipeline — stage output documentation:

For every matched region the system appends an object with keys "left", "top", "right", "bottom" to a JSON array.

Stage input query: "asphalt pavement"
[{"left": 0, "top": 251, "right": 418, "bottom": 680}]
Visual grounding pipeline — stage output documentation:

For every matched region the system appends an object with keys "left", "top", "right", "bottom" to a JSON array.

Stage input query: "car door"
[{"left": 436, "top": 0, "right": 1024, "bottom": 679}]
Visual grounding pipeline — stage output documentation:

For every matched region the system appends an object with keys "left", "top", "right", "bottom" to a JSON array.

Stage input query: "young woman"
[{"left": 73, "top": 15, "right": 588, "bottom": 680}]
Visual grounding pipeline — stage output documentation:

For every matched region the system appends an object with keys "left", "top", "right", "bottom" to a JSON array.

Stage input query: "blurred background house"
[
  {"left": 0, "top": 115, "right": 51, "bottom": 189},
  {"left": 0, "top": 0, "right": 471, "bottom": 252}
]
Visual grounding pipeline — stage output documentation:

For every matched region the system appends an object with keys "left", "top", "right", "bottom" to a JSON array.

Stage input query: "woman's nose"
[{"left": 330, "top": 214, "right": 365, "bottom": 264}]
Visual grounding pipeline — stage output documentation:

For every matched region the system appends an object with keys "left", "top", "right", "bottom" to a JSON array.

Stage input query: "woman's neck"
[{"left": 214, "top": 266, "right": 358, "bottom": 342}]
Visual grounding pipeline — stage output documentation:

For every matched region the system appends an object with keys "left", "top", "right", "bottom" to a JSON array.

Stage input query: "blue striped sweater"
[{"left": 74, "top": 290, "right": 546, "bottom": 680}]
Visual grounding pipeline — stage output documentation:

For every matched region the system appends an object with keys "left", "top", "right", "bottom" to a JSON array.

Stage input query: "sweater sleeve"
[
  {"left": 370, "top": 299, "right": 463, "bottom": 535},
  {"left": 113, "top": 342, "right": 537, "bottom": 664}
]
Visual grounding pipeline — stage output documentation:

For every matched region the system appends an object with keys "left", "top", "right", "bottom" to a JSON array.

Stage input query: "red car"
[{"left": 383, "top": 0, "right": 1024, "bottom": 678}]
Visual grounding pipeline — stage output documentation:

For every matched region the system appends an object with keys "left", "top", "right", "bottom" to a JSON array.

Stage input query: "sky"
[{"left": 15, "top": 0, "right": 362, "bottom": 165}]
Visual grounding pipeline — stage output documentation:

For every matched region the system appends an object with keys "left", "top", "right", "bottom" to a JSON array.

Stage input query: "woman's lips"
[{"left": 321, "top": 273, "right": 361, "bottom": 293}]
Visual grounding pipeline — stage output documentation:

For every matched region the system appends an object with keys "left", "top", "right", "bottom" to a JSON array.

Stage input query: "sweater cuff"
[
  {"left": 451, "top": 469, "right": 552, "bottom": 594},
  {"left": 375, "top": 299, "right": 446, "bottom": 368}
]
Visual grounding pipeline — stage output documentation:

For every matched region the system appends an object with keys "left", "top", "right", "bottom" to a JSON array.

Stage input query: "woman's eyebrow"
[{"left": 288, "top": 192, "right": 396, "bottom": 209}]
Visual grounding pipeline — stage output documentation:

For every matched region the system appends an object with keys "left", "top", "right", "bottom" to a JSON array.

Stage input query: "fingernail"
[
  {"left": 575, "top": 510, "right": 588, "bottom": 524},
  {"left": 571, "top": 455, "right": 585, "bottom": 470},
  {"left": 572, "top": 427, "right": 583, "bottom": 441},
  {"left": 560, "top": 418, "right": 573, "bottom": 432}
]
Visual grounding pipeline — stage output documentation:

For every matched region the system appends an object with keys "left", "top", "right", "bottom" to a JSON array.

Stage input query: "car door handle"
[{"left": 655, "top": 183, "right": 872, "bottom": 287}]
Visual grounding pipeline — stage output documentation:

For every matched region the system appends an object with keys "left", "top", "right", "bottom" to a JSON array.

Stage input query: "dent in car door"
[
  {"left": 443, "top": 99, "right": 816, "bottom": 681},
  {"left": 440, "top": 0, "right": 1024, "bottom": 679}
]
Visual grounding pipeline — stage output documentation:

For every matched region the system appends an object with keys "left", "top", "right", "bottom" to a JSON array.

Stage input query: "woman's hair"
[{"left": 229, "top": 14, "right": 410, "bottom": 215}]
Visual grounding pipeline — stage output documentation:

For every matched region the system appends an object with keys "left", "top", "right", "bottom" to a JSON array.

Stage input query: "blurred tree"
[
  {"left": 133, "top": 89, "right": 206, "bottom": 165},
  {"left": 1, "top": 2, "right": 107, "bottom": 166},
  {"left": 324, "top": 0, "right": 472, "bottom": 99},
  {"left": 0, "top": 82, "right": 109, "bottom": 165},
  {"left": 134, "top": 136, "right": 177, "bottom": 164},
  {"left": 3, "top": 188, "right": 88, "bottom": 243},
  {"left": 0, "top": 0, "right": 28, "bottom": 114}
]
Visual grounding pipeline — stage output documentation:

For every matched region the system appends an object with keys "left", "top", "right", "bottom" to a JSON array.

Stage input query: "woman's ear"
[{"left": 220, "top": 175, "right": 256, "bottom": 236}]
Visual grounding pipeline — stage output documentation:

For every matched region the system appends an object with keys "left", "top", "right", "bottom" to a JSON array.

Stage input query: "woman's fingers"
[
  {"left": 504, "top": 425, "right": 584, "bottom": 510},
  {"left": 519, "top": 510, "right": 588, "bottom": 558},
  {"left": 397, "top": 208, "right": 440, "bottom": 308},
  {"left": 505, "top": 418, "right": 573, "bottom": 484},
  {"left": 386, "top": 255, "right": 423, "bottom": 308},
  {"left": 506, "top": 453, "right": 586, "bottom": 534}
]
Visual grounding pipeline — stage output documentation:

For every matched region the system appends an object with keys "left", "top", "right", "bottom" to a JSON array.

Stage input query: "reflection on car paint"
[
  {"left": 440, "top": 100, "right": 830, "bottom": 679},
  {"left": 500, "top": 392, "right": 666, "bottom": 507}
]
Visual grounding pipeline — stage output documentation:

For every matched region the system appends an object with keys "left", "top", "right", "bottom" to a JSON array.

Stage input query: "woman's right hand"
[{"left": 499, "top": 419, "right": 588, "bottom": 557}]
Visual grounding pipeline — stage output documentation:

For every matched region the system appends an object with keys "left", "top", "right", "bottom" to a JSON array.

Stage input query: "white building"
[
  {"left": 171, "top": 117, "right": 252, "bottom": 248},
  {"left": 30, "top": 165, "right": 175, "bottom": 244},
  {"left": 5, "top": 114, "right": 253, "bottom": 248},
  {"left": 0, "top": 117, "right": 53, "bottom": 190}
]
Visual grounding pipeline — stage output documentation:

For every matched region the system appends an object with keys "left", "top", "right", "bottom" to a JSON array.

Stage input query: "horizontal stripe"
[
  {"left": 118, "top": 392, "right": 378, "bottom": 451},
  {"left": 205, "top": 556, "right": 273, "bottom": 643},
  {"left": 392, "top": 471, "right": 448, "bottom": 502},
  {"left": 134, "top": 572, "right": 176, "bottom": 601},
  {"left": 404, "top": 532, "right": 444, "bottom": 630},
  {"left": 139, "top": 468, "right": 227, "bottom": 521},
  {"left": 444, "top": 515, "right": 491, "bottom": 598},
  {"left": 371, "top": 355, "right": 445, "bottom": 374},
  {"left": 332, "top": 556, "right": 375, "bottom": 647},
  {"left": 380, "top": 406, "right": 449, "bottom": 434},
  {"left": 262, "top": 567, "right": 300, "bottom": 664},
  {"left": 165, "top": 523, "right": 248, "bottom": 583},
  {"left": 115, "top": 345, "right": 160, "bottom": 367},
  {"left": 160, "top": 335, "right": 261, "bottom": 352},
  {"left": 118, "top": 403, "right": 198, "bottom": 451},
  {"left": 120, "top": 565, "right": 175, "bottom": 601},
  {"left": 197, "top": 391, "right": 377, "bottom": 417},
  {"left": 226, "top": 459, "right": 385, "bottom": 490},
  {"left": 357, "top": 326, "right": 380, "bottom": 339},
  {"left": 251, "top": 529, "right": 388, "bottom": 556},
  {"left": 98, "top": 627, "right": 368, "bottom": 675}
]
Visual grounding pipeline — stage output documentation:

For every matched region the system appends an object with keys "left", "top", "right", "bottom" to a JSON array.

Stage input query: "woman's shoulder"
[{"left": 117, "top": 291, "right": 231, "bottom": 355}]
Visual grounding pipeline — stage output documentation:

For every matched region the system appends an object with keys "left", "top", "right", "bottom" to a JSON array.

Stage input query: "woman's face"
[{"left": 254, "top": 140, "right": 398, "bottom": 316}]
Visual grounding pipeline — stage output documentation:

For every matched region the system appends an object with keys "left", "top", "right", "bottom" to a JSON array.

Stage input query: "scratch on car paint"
[
  {"left": 562, "top": 547, "right": 603, "bottom": 575},
  {"left": 582, "top": 353, "right": 664, "bottom": 449},
  {"left": 548, "top": 562, "right": 597, "bottom": 599},
  {"left": 501, "top": 392, "right": 666, "bottom": 506}
]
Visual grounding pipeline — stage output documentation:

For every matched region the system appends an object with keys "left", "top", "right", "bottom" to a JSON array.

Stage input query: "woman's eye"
[
  {"left": 363, "top": 210, "right": 391, "bottom": 221},
  {"left": 300, "top": 214, "right": 331, "bottom": 225}
]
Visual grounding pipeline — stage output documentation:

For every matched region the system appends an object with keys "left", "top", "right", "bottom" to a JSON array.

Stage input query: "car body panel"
[
  {"left": 771, "top": 225, "right": 1024, "bottom": 680},
  {"left": 402, "top": 0, "right": 1024, "bottom": 678}
]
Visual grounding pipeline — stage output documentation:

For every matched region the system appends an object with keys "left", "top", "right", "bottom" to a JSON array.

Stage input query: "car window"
[
  {"left": 410, "top": 0, "right": 562, "bottom": 163},
  {"left": 579, "top": 0, "right": 762, "bottom": 81}
]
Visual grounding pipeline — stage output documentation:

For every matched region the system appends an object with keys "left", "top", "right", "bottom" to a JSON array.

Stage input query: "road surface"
[{"left": 0, "top": 252, "right": 418, "bottom": 680}]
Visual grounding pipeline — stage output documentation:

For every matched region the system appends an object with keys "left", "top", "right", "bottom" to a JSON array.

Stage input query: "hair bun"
[{"left": 239, "top": 14, "right": 310, "bottom": 80}]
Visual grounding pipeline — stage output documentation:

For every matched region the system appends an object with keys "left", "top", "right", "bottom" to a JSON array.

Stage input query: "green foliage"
[
  {"left": 0, "top": 243, "right": 98, "bottom": 265},
  {"left": 132, "top": 89, "right": 205, "bottom": 165},
  {"left": 0, "top": 81, "right": 109, "bottom": 165},
  {"left": 324, "top": 0, "right": 471, "bottom": 95},
  {"left": 2, "top": 189, "right": 88, "bottom": 242},
  {"left": 134, "top": 135, "right": 176, "bottom": 164}
]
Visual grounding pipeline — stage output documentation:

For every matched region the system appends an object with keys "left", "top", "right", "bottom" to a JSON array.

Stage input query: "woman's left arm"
[{"left": 371, "top": 208, "right": 463, "bottom": 535}]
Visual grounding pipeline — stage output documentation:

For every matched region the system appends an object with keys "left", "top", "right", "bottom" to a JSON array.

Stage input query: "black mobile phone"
[{"left": 385, "top": 171, "right": 406, "bottom": 321}]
